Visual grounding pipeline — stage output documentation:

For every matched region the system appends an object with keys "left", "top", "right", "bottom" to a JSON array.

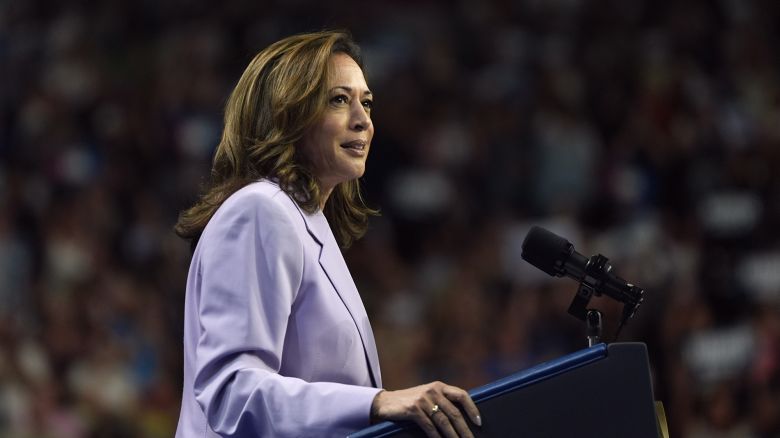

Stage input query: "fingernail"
[{"left": 475, "top": 415, "right": 482, "bottom": 427}]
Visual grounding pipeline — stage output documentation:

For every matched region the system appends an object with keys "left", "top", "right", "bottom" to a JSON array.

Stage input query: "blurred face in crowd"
[{"left": 299, "top": 53, "right": 374, "bottom": 197}]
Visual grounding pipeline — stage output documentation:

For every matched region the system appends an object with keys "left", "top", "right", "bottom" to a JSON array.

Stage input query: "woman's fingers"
[
  {"left": 369, "top": 382, "right": 482, "bottom": 438},
  {"left": 429, "top": 403, "right": 460, "bottom": 438},
  {"left": 414, "top": 404, "right": 442, "bottom": 438},
  {"left": 443, "top": 385, "right": 482, "bottom": 426},
  {"left": 434, "top": 397, "right": 474, "bottom": 438}
]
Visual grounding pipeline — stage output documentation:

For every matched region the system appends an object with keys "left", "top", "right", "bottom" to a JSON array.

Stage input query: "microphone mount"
[{"left": 566, "top": 253, "right": 644, "bottom": 340}]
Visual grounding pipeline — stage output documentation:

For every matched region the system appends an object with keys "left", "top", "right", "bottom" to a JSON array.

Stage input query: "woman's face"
[{"left": 299, "top": 53, "right": 374, "bottom": 194}]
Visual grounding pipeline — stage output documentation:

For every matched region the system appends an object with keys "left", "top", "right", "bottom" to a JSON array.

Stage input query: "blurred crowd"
[{"left": 2, "top": 0, "right": 780, "bottom": 436}]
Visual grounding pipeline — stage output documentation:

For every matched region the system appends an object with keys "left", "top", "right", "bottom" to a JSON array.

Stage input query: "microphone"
[{"left": 521, "top": 226, "right": 644, "bottom": 326}]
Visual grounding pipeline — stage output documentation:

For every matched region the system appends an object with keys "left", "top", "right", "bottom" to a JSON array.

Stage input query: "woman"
[{"left": 174, "top": 30, "right": 481, "bottom": 438}]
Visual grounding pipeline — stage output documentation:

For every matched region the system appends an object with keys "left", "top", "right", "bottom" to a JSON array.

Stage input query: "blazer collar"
[{"left": 294, "top": 205, "right": 383, "bottom": 388}]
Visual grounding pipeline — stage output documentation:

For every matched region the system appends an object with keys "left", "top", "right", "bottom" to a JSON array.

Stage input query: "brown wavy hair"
[{"left": 174, "top": 30, "right": 377, "bottom": 248}]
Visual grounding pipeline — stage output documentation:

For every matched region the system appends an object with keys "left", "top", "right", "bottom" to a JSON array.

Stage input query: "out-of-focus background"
[{"left": 2, "top": 0, "right": 780, "bottom": 436}]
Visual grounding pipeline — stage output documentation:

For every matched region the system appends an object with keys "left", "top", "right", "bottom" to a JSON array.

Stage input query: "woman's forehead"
[{"left": 328, "top": 53, "right": 369, "bottom": 90}]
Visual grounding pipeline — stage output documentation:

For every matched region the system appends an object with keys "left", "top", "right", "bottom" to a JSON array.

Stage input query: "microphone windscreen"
[{"left": 521, "top": 226, "right": 572, "bottom": 277}]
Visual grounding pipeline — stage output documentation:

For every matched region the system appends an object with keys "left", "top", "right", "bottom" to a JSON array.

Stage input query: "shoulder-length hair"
[{"left": 174, "top": 30, "right": 377, "bottom": 248}]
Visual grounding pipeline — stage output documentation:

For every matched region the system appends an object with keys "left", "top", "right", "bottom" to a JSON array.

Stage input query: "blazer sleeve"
[{"left": 192, "top": 190, "right": 381, "bottom": 438}]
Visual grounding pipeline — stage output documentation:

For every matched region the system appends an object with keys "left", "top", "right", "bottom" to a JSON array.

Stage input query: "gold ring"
[{"left": 430, "top": 404, "right": 440, "bottom": 417}]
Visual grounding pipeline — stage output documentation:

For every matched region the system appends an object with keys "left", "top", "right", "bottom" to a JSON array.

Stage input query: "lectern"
[{"left": 349, "top": 342, "right": 660, "bottom": 438}]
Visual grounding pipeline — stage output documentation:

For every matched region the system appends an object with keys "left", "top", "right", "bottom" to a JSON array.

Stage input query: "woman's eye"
[
  {"left": 331, "top": 95, "right": 349, "bottom": 104},
  {"left": 362, "top": 100, "right": 373, "bottom": 111}
]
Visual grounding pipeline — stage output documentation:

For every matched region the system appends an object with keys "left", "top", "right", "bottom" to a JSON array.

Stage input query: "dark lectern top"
[{"left": 349, "top": 343, "right": 659, "bottom": 438}]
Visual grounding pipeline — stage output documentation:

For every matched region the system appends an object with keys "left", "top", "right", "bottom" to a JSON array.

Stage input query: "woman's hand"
[{"left": 370, "top": 381, "right": 482, "bottom": 438}]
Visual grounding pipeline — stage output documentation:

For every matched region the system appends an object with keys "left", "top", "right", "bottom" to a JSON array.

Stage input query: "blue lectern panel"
[{"left": 349, "top": 343, "right": 609, "bottom": 438}]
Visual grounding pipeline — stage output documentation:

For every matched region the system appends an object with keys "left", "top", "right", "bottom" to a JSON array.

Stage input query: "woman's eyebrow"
[{"left": 330, "top": 86, "right": 373, "bottom": 96}]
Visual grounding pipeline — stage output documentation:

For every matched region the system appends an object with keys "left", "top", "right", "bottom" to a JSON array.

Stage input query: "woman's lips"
[{"left": 341, "top": 140, "right": 366, "bottom": 150}]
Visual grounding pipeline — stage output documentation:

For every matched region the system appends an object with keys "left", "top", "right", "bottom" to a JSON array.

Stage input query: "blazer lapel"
[{"left": 298, "top": 209, "right": 383, "bottom": 388}]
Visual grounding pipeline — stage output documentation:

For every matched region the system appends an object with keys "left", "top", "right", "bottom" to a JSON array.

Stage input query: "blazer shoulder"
[
  {"left": 220, "top": 180, "right": 299, "bottom": 217},
  {"left": 201, "top": 180, "right": 305, "bottom": 241}
]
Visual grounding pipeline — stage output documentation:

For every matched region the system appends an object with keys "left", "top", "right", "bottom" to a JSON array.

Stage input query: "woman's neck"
[{"left": 319, "top": 185, "right": 333, "bottom": 210}]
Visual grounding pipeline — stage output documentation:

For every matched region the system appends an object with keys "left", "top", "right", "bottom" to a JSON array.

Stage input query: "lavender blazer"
[{"left": 175, "top": 180, "right": 383, "bottom": 438}]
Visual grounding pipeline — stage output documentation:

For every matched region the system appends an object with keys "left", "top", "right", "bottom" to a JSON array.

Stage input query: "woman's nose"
[{"left": 350, "top": 103, "right": 371, "bottom": 131}]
